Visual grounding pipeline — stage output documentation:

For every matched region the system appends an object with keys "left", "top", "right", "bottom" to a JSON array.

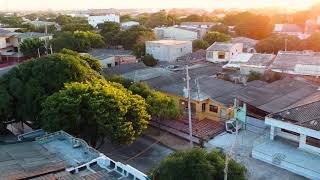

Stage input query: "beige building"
[
  {"left": 206, "top": 42, "right": 243, "bottom": 63},
  {"left": 146, "top": 40, "right": 192, "bottom": 62},
  {"left": 154, "top": 26, "right": 207, "bottom": 41}
]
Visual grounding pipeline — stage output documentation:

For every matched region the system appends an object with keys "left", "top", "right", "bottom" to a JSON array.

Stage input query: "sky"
[{"left": 0, "top": 0, "right": 320, "bottom": 11}]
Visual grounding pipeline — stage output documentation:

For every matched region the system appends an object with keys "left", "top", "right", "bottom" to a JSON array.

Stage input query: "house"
[
  {"left": 88, "top": 14, "right": 120, "bottom": 27},
  {"left": 154, "top": 26, "right": 207, "bottom": 41},
  {"left": 222, "top": 53, "right": 253, "bottom": 69},
  {"left": 237, "top": 78, "right": 320, "bottom": 119},
  {"left": 0, "top": 130, "right": 148, "bottom": 180},
  {"left": 121, "top": 21, "right": 140, "bottom": 29},
  {"left": 273, "top": 24, "right": 309, "bottom": 39},
  {"left": 88, "top": 49, "right": 137, "bottom": 68},
  {"left": 270, "top": 51, "right": 320, "bottom": 83},
  {"left": 240, "top": 53, "right": 275, "bottom": 74},
  {"left": 252, "top": 96, "right": 320, "bottom": 179},
  {"left": 23, "top": 20, "right": 59, "bottom": 28},
  {"left": 206, "top": 42, "right": 243, "bottom": 63},
  {"left": 180, "top": 22, "right": 220, "bottom": 29},
  {"left": 231, "top": 37, "right": 257, "bottom": 53},
  {"left": 145, "top": 40, "right": 192, "bottom": 62}
]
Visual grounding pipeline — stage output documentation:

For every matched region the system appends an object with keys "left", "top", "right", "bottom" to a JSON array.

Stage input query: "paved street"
[
  {"left": 98, "top": 136, "right": 173, "bottom": 173},
  {"left": 206, "top": 118, "right": 307, "bottom": 180}
]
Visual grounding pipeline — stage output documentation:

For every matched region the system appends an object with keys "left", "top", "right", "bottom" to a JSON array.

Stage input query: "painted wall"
[
  {"left": 0, "top": 37, "right": 6, "bottom": 49},
  {"left": 154, "top": 27, "right": 199, "bottom": 41},
  {"left": 206, "top": 43, "right": 243, "bottom": 63},
  {"left": 168, "top": 93, "right": 233, "bottom": 121},
  {"left": 146, "top": 41, "right": 192, "bottom": 62},
  {"left": 88, "top": 14, "right": 120, "bottom": 27}
]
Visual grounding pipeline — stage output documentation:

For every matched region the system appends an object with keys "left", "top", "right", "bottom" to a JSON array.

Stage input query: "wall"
[
  {"left": 162, "top": 27, "right": 198, "bottom": 41},
  {"left": 115, "top": 55, "right": 137, "bottom": 65},
  {"left": 100, "top": 56, "right": 115, "bottom": 68},
  {"left": 0, "top": 37, "right": 7, "bottom": 49},
  {"left": 206, "top": 44, "right": 243, "bottom": 63},
  {"left": 168, "top": 93, "right": 233, "bottom": 121},
  {"left": 88, "top": 14, "right": 120, "bottom": 27},
  {"left": 146, "top": 41, "right": 192, "bottom": 62},
  {"left": 240, "top": 65, "right": 267, "bottom": 75}
]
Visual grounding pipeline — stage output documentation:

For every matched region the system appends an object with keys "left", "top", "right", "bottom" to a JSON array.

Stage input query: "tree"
[
  {"left": 60, "top": 48, "right": 103, "bottom": 73},
  {"left": 303, "top": 32, "right": 320, "bottom": 52},
  {"left": 41, "top": 79, "right": 150, "bottom": 147},
  {"left": 61, "top": 23, "right": 94, "bottom": 32},
  {"left": 0, "top": 52, "right": 101, "bottom": 127},
  {"left": 98, "top": 22, "right": 122, "bottom": 47},
  {"left": 192, "top": 40, "right": 209, "bottom": 51},
  {"left": 204, "top": 31, "right": 231, "bottom": 45},
  {"left": 142, "top": 54, "right": 158, "bottom": 67},
  {"left": 120, "top": 14, "right": 134, "bottom": 22},
  {"left": 20, "top": 38, "right": 46, "bottom": 58},
  {"left": 150, "top": 148, "right": 246, "bottom": 180},
  {"left": 234, "top": 13, "right": 273, "bottom": 40},
  {"left": 209, "top": 24, "right": 229, "bottom": 34},
  {"left": 247, "top": 71, "right": 262, "bottom": 82},
  {"left": 120, "top": 25, "right": 156, "bottom": 50},
  {"left": 51, "top": 31, "right": 105, "bottom": 52},
  {"left": 181, "top": 14, "right": 203, "bottom": 22},
  {"left": 255, "top": 34, "right": 301, "bottom": 54}
]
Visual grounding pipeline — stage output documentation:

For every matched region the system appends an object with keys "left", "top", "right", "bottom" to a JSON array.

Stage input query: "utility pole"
[
  {"left": 186, "top": 65, "right": 193, "bottom": 147},
  {"left": 285, "top": 38, "right": 288, "bottom": 52}
]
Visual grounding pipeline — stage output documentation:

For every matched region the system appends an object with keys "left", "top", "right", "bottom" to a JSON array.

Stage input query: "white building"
[
  {"left": 121, "top": 21, "right": 140, "bottom": 29},
  {"left": 145, "top": 40, "right": 192, "bottom": 62},
  {"left": 154, "top": 26, "right": 206, "bottom": 41},
  {"left": 206, "top": 42, "right": 243, "bottom": 63},
  {"left": 180, "top": 22, "right": 220, "bottom": 29},
  {"left": 88, "top": 14, "right": 120, "bottom": 27}
]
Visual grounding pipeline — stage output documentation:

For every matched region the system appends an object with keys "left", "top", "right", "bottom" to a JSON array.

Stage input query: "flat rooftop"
[{"left": 146, "top": 40, "right": 191, "bottom": 45}]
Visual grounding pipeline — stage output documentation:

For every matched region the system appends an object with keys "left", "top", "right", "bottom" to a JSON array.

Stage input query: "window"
[
  {"left": 209, "top": 105, "right": 218, "bottom": 113},
  {"left": 207, "top": 52, "right": 213, "bottom": 59},
  {"left": 202, "top": 103, "right": 206, "bottom": 112},
  {"left": 180, "top": 48, "right": 183, "bottom": 52},
  {"left": 107, "top": 63, "right": 112, "bottom": 68},
  {"left": 115, "top": 62, "right": 118, "bottom": 66},
  {"left": 218, "top": 52, "right": 225, "bottom": 59}
]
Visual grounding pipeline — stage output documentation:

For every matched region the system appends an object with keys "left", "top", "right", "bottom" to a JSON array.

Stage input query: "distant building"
[
  {"left": 88, "top": 14, "right": 120, "bottom": 27},
  {"left": 240, "top": 53, "right": 275, "bottom": 75},
  {"left": 88, "top": 48, "right": 137, "bottom": 68},
  {"left": 206, "top": 42, "right": 243, "bottom": 63},
  {"left": 270, "top": 51, "right": 320, "bottom": 83},
  {"left": 180, "top": 22, "right": 220, "bottom": 29},
  {"left": 0, "top": 130, "right": 148, "bottom": 180},
  {"left": 121, "top": 21, "right": 140, "bottom": 29},
  {"left": 231, "top": 37, "right": 257, "bottom": 53},
  {"left": 273, "top": 24, "right": 309, "bottom": 39},
  {"left": 154, "top": 26, "right": 207, "bottom": 41},
  {"left": 145, "top": 40, "right": 192, "bottom": 62}
]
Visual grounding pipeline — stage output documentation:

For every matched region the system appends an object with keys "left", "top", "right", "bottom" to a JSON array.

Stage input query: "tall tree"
[
  {"left": 255, "top": 34, "right": 302, "bottom": 54},
  {"left": 151, "top": 148, "right": 246, "bottom": 180},
  {"left": 204, "top": 31, "right": 231, "bottom": 45},
  {"left": 0, "top": 52, "right": 101, "bottom": 127},
  {"left": 20, "top": 38, "right": 46, "bottom": 58},
  {"left": 41, "top": 79, "right": 150, "bottom": 147},
  {"left": 192, "top": 40, "right": 209, "bottom": 51}
]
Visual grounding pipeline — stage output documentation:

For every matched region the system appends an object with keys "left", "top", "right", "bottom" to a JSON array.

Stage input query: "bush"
[
  {"left": 150, "top": 148, "right": 246, "bottom": 180},
  {"left": 247, "top": 71, "right": 262, "bottom": 82},
  {"left": 142, "top": 54, "right": 158, "bottom": 67}
]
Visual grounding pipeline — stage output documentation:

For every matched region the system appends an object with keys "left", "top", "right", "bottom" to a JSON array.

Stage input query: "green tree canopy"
[
  {"left": 0, "top": 52, "right": 101, "bottom": 126},
  {"left": 98, "top": 22, "right": 122, "bottom": 47},
  {"left": 302, "top": 32, "right": 320, "bottom": 52},
  {"left": 255, "top": 34, "right": 301, "bottom": 54},
  {"left": 209, "top": 24, "right": 229, "bottom": 34},
  {"left": 20, "top": 38, "right": 46, "bottom": 58},
  {"left": 192, "top": 40, "right": 209, "bottom": 51},
  {"left": 61, "top": 23, "right": 94, "bottom": 32},
  {"left": 41, "top": 79, "right": 150, "bottom": 147},
  {"left": 142, "top": 54, "right": 158, "bottom": 67},
  {"left": 151, "top": 148, "right": 246, "bottom": 180},
  {"left": 51, "top": 31, "right": 105, "bottom": 52},
  {"left": 204, "top": 31, "right": 231, "bottom": 45}
]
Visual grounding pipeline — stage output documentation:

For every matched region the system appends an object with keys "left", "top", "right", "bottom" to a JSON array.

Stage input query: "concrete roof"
[
  {"left": 207, "top": 42, "right": 238, "bottom": 52},
  {"left": 270, "top": 51, "right": 320, "bottom": 76},
  {"left": 231, "top": 37, "right": 257, "bottom": 49},
  {"left": 237, "top": 78, "right": 320, "bottom": 113},
  {"left": 104, "top": 62, "right": 147, "bottom": 76},
  {"left": 146, "top": 40, "right": 191, "bottom": 46},
  {"left": 15, "top": 32, "right": 52, "bottom": 39},
  {"left": 244, "top": 53, "right": 275, "bottom": 66},
  {"left": 88, "top": 48, "right": 134, "bottom": 60}
]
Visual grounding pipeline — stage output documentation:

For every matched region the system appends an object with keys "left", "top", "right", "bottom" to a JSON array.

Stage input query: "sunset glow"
[{"left": 1, "top": 0, "right": 320, "bottom": 10}]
